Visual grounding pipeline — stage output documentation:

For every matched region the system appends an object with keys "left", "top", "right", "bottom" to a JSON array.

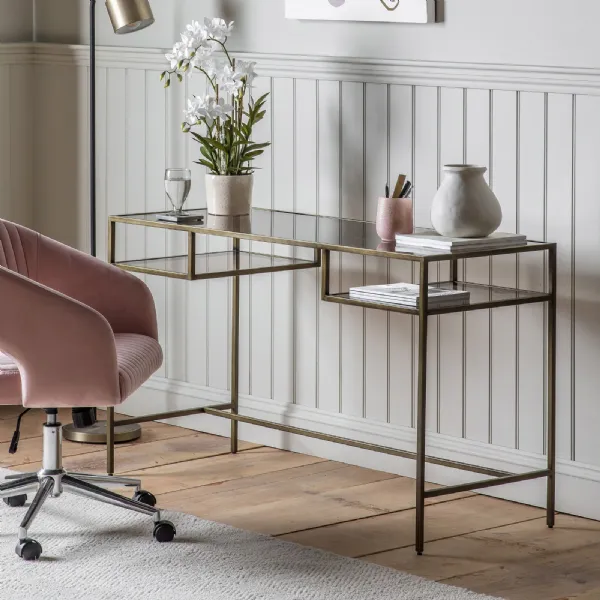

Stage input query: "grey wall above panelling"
[
  {"left": 33, "top": 0, "right": 600, "bottom": 69},
  {"left": 0, "top": 0, "right": 33, "bottom": 42}
]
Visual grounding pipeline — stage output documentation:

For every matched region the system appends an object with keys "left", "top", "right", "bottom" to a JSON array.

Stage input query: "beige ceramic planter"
[{"left": 205, "top": 174, "right": 254, "bottom": 216}]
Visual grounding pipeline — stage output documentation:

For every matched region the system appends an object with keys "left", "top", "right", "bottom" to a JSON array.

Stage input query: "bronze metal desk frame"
[{"left": 107, "top": 211, "right": 557, "bottom": 556}]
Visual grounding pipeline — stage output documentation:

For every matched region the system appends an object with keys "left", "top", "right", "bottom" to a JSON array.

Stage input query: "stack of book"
[
  {"left": 395, "top": 230, "right": 527, "bottom": 253},
  {"left": 349, "top": 283, "right": 470, "bottom": 309}
]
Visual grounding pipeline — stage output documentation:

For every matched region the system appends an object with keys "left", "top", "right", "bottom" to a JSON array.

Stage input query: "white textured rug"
[{"left": 0, "top": 471, "right": 498, "bottom": 600}]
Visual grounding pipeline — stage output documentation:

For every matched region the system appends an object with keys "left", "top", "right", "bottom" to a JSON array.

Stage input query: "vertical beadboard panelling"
[
  {"left": 490, "top": 90, "right": 518, "bottom": 449},
  {"left": 32, "top": 45, "right": 600, "bottom": 514},
  {"left": 144, "top": 71, "right": 167, "bottom": 378},
  {"left": 341, "top": 81, "right": 365, "bottom": 221},
  {"left": 364, "top": 83, "right": 389, "bottom": 423},
  {"left": 517, "top": 92, "right": 546, "bottom": 454},
  {"left": 186, "top": 74, "right": 207, "bottom": 211},
  {"left": 250, "top": 76, "right": 273, "bottom": 400},
  {"left": 295, "top": 79, "right": 318, "bottom": 408},
  {"left": 295, "top": 79, "right": 318, "bottom": 215},
  {"left": 574, "top": 95, "right": 600, "bottom": 466},
  {"left": 125, "top": 70, "right": 146, "bottom": 263},
  {"left": 186, "top": 74, "right": 209, "bottom": 388},
  {"left": 273, "top": 78, "right": 295, "bottom": 213},
  {"left": 388, "top": 84, "right": 414, "bottom": 428},
  {"left": 165, "top": 75, "right": 188, "bottom": 384},
  {"left": 414, "top": 85, "right": 439, "bottom": 432},
  {"left": 318, "top": 81, "right": 341, "bottom": 218},
  {"left": 317, "top": 80, "right": 341, "bottom": 413},
  {"left": 464, "top": 88, "right": 491, "bottom": 443},
  {"left": 340, "top": 81, "right": 365, "bottom": 418},
  {"left": 33, "top": 48, "right": 591, "bottom": 468},
  {"left": 438, "top": 87, "right": 464, "bottom": 438},
  {"left": 206, "top": 243, "right": 230, "bottom": 390},
  {"left": 8, "top": 64, "right": 34, "bottom": 228},
  {"left": 546, "top": 93, "right": 574, "bottom": 461},
  {"left": 272, "top": 78, "right": 295, "bottom": 405}
]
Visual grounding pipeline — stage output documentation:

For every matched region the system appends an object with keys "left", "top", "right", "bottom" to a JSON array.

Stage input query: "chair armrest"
[
  {"left": 36, "top": 235, "right": 159, "bottom": 341},
  {"left": 0, "top": 266, "right": 121, "bottom": 409}
]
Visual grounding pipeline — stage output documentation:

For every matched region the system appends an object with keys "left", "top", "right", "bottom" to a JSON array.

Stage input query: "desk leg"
[
  {"left": 416, "top": 261, "right": 429, "bottom": 555},
  {"left": 547, "top": 246, "right": 557, "bottom": 528},
  {"left": 231, "top": 238, "right": 241, "bottom": 454},
  {"left": 450, "top": 258, "right": 458, "bottom": 284}
]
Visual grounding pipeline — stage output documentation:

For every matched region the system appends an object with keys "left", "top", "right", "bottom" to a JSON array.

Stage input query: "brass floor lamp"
[{"left": 63, "top": 0, "right": 155, "bottom": 446}]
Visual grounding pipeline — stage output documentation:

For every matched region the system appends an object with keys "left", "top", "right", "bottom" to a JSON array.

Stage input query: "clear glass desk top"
[{"left": 111, "top": 208, "right": 553, "bottom": 261}]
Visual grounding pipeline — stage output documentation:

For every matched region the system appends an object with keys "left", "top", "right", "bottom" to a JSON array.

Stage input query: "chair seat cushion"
[
  {"left": 115, "top": 334, "right": 163, "bottom": 401},
  {"left": 0, "top": 337, "right": 162, "bottom": 407}
]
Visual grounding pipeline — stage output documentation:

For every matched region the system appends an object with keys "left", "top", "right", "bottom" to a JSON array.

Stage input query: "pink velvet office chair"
[{"left": 0, "top": 219, "right": 176, "bottom": 560}]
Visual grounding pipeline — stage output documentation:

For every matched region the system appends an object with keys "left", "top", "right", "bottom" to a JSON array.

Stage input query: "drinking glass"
[{"left": 165, "top": 168, "right": 192, "bottom": 214}]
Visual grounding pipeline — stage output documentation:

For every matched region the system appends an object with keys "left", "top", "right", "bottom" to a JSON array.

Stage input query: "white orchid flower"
[
  {"left": 167, "top": 17, "right": 270, "bottom": 176},
  {"left": 235, "top": 60, "right": 257, "bottom": 86},
  {"left": 184, "top": 95, "right": 233, "bottom": 128},
  {"left": 203, "top": 17, "right": 234, "bottom": 42},
  {"left": 184, "top": 97, "right": 204, "bottom": 126},
  {"left": 165, "top": 41, "right": 186, "bottom": 69},
  {"left": 179, "top": 33, "right": 197, "bottom": 58},
  {"left": 165, "top": 50, "right": 179, "bottom": 70},
  {"left": 217, "top": 65, "right": 245, "bottom": 95},
  {"left": 202, "top": 58, "right": 223, "bottom": 78},
  {"left": 212, "top": 97, "right": 234, "bottom": 120},
  {"left": 186, "top": 20, "right": 206, "bottom": 39}
]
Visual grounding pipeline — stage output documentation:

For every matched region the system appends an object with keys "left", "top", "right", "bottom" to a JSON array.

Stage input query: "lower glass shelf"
[
  {"left": 115, "top": 250, "right": 319, "bottom": 280},
  {"left": 325, "top": 281, "right": 552, "bottom": 315}
]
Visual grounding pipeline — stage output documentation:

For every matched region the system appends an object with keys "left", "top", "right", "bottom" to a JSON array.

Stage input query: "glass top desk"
[{"left": 108, "top": 208, "right": 557, "bottom": 555}]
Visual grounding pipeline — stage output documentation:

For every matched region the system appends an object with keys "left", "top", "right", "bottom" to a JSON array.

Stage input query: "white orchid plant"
[{"left": 162, "top": 18, "right": 269, "bottom": 176}]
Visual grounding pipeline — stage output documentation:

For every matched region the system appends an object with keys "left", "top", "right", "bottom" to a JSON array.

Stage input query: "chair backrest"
[{"left": 0, "top": 220, "right": 38, "bottom": 280}]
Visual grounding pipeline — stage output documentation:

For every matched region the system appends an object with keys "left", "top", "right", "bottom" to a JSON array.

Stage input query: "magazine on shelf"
[
  {"left": 349, "top": 283, "right": 470, "bottom": 307},
  {"left": 395, "top": 229, "right": 527, "bottom": 251}
]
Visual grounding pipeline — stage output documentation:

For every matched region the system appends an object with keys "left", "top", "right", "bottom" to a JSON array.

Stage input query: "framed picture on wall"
[{"left": 285, "top": 0, "right": 436, "bottom": 24}]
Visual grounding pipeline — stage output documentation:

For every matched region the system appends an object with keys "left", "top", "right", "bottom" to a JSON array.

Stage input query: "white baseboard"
[{"left": 119, "top": 377, "right": 600, "bottom": 522}]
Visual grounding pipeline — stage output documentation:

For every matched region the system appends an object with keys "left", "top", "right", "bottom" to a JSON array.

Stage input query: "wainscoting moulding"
[{"left": 9, "top": 42, "right": 600, "bottom": 96}]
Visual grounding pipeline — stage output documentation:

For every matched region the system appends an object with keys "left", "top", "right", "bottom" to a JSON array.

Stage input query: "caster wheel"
[
  {"left": 3, "top": 495, "right": 27, "bottom": 508},
  {"left": 153, "top": 520, "right": 176, "bottom": 543},
  {"left": 133, "top": 490, "right": 156, "bottom": 507},
  {"left": 16, "top": 539, "right": 42, "bottom": 561}
]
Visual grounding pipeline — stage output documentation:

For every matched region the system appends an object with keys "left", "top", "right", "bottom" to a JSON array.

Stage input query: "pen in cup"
[{"left": 400, "top": 180, "right": 413, "bottom": 198}]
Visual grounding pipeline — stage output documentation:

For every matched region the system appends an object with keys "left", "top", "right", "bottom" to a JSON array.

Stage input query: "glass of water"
[{"left": 165, "top": 168, "right": 192, "bottom": 214}]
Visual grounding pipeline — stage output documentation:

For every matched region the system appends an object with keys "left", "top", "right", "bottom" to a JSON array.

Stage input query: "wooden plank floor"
[{"left": 2, "top": 406, "right": 600, "bottom": 600}]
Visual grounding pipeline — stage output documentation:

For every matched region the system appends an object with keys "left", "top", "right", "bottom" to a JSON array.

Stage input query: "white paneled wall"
[{"left": 27, "top": 44, "right": 600, "bottom": 519}]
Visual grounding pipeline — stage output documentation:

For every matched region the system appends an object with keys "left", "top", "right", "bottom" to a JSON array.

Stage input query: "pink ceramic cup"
[{"left": 376, "top": 197, "right": 413, "bottom": 242}]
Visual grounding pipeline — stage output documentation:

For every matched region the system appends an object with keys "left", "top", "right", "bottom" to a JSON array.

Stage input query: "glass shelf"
[
  {"left": 115, "top": 250, "right": 319, "bottom": 280},
  {"left": 111, "top": 209, "right": 554, "bottom": 262},
  {"left": 324, "top": 281, "right": 551, "bottom": 316}
]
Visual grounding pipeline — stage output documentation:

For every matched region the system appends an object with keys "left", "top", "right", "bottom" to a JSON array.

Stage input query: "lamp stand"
[{"left": 63, "top": 0, "right": 142, "bottom": 448}]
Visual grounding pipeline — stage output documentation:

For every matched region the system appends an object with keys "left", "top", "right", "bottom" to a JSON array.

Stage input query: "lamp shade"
[{"left": 105, "top": 0, "right": 154, "bottom": 34}]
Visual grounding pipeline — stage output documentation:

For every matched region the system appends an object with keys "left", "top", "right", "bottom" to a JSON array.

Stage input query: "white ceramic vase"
[
  {"left": 205, "top": 174, "right": 254, "bottom": 216},
  {"left": 431, "top": 165, "right": 502, "bottom": 238}
]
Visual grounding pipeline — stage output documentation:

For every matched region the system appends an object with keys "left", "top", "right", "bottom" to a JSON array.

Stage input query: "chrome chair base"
[{"left": 1, "top": 412, "right": 176, "bottom": 560}]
